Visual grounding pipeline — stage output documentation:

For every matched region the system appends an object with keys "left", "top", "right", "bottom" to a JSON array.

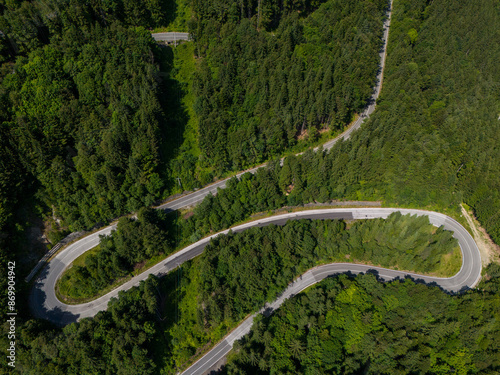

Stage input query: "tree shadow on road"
[{"left": 29, "top": 258, "right": 80, "bottom": 327}]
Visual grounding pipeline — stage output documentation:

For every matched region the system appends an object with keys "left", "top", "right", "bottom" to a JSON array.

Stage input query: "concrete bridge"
[{"left": 152, "top": 32, "right": 190, "bottom": 45}]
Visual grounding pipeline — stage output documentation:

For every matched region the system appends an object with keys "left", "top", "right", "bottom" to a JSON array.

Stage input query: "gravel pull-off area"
[{"left": 461, "top": 204, "right": 500, "bottom": 266}]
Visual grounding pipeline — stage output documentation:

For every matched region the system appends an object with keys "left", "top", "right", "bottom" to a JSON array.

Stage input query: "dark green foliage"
[
  {"left": 0, "top": 0, "right": 169, "bottom": 55},
  {"left": 60, "top": 208, "right": 172, "bottom": 298},
  {"left": 14, "top": 277, "right": 159, "bottom": 375},
  {"left": 179, "top": 152, "right": 337, "bottom": 240},
  {"left": 3, "top": 24, "right": 166, "bottom": 230},
  {"left": 224, "top": 267, "right": 500, "bottom": 374},
  {"left": 198, "top": 220, "right": 342, "bottom": 326},
  {"left": 190, "top": 0, "right": 387, "bottom": 171},
  {"left": 0, "top": 0, "right": 182, "bottom": 233},
  {"left": 0, "top": 0, "right": 180, "bottom": 348}
]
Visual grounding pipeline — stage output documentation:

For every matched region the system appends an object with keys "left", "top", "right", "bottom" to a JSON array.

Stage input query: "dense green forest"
[
  {"left": 183, "top": 0, "right": 500, "bottom": 245},
  {"left": 8, "top": 262, "right": 500, "bottom": 374},
  {"left": 0, "top": 0, "right": 183, "bottom": 325},
  {"left": 1, "top": 0, "right": 500, "bottom": 373},
  {"left": 224, "top": 265, "right": 500, "bottom": 374},
  {"left": 197, "top": 214, "right": 458, "bottom": 330},
  {"left": 0, "top": 0, "right": 388, "bottom": 239},
  {"left": 0, "top": 0, "right": 388, "bottom": 314},
  {"left": 189, "top": 0, "right": 386, "bottom": 171},
  {"left": 1, "top": 14, "right": 169, "bottom": 231}
]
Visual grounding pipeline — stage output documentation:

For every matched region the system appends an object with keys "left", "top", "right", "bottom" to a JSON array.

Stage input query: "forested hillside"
[
  {"left": 0, "top": 2, "right": 173, "bottom": 232},
  {"left": 343, "top": 0, "right": 500, "bottom": 243},
  {"left": 1, "top": 0, "right": 499, "bottom": 373},
  {"left": 0, "top": 0, "right": 186, "bottom": 337},
  {"left": 197, "top": 214, "right": 458, "bottom": 330},
  {"left": 224, "top": 265, "right": 500, "bottom": 374},
  {"left": 311, "top": 0, "right": 500, "bottom": 242},
  {"left": 185, "top": 0, "right": 500, "bottom": 245},
  {"left": 189, "top": 0, "right": 387, "bottom": 171},
  {"left": 0, "top": 0, "right": 388, "bottom": 278},
  {"left": 7, "top": 215, "right": 469, "bottom": 374}
]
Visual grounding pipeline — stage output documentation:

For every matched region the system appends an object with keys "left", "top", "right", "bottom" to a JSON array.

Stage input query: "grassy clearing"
[
  {"left": 437, "top": 248, "right": 463, "bottom": 277},
  {"left": 171, "top": 43, "right": 201, "bottom": 160},
  {"left": 57, "top": 246, "right": 102, "bottom": 302}
]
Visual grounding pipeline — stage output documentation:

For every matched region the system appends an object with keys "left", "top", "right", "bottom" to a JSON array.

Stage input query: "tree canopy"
[
  {"left": 189, "top": 0, "right": 387, "bottom": 171},
  {"left": 224, "top": 265, "right": 500, "bottom": 374}
]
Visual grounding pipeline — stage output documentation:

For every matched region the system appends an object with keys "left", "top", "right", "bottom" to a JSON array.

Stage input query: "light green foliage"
[
  {"left": 407, "top": 28, "right": 418, "bottom": 44},
  {"left": 224, "top": 266, "right": 500, "bottom": 374}
]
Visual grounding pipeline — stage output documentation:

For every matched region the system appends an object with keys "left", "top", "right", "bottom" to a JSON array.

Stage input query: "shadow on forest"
[
  {"left": 160, "top": 1, "right": 178, "bottom": 28},
  {"left": 338, "top": 269, "right": 470, "bottom": 296},
  {"left": 154, "top": 44, "right": 190, "bottom": 193}
]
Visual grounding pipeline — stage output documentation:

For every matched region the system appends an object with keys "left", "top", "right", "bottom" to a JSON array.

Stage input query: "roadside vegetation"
[
  {"left": 57, "top": 208, "right": 174, "bottom": 300},
  {"left": 0, "top": 0, "right": 499, "bottom": 374},
  {"left": 15, "top": 215, "right": 472, "bottom": 374},
  {"left": 223, "top": 265, "right": 500, "bottom": 374}
]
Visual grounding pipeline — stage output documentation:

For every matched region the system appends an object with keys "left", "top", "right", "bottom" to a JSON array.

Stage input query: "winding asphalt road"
[
  {"left": 30, "top": 208, "right": 481, "bottom": 326},
  {"left": 26, "top": 0, "right": 394, "bottom": 287},
  {"left": 27, "top": 2, "right": 484, "bottom": 373},
  {"left": 29, "top": 207, "right": 481, "bottom": 373},
  {"left": 24, "top": 2, "right": 484, "bottom": 373},
  {"left": 180, "top": 208, "right": 481, "bottom": 375}
]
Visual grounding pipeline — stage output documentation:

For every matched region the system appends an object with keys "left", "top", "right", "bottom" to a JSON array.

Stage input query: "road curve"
[
  {"left": 30, "top": 208, "right": 481, "bottom": 329},
  {"left": 181, "top": 208, "right": 481, "bottom": 375}
]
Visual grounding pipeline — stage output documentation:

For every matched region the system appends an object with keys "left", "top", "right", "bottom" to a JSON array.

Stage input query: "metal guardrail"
[{"left": 151, "top": 32, "right": 190, "bottom": 44}]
